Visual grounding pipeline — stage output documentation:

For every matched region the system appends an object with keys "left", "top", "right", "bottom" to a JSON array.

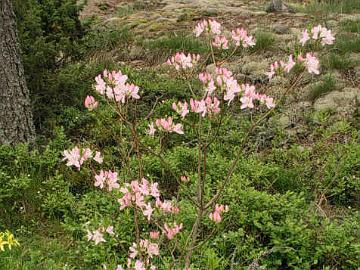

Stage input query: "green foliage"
[
  {"left": 341, "top": 19, "right": 360, "bottom": 33},
  {"left": 305, "top": 0, "right": 360, "bottom": 14},
  {"left": 144, "top": 34, "right": 209, "bottom": 55},
  {"left": 335, "top": 34, "right": 360, "bottom": 53},
  {"left": 322, "top": 53, "right": 354, "bottom": 71},
  {"left": 250, "top": 31, "right": 275, "bottom": 52},
  {"left": 308, "top": 74, "right": 336, "bottom": 101},
  {"left": 13, "top": 0, "right": 84, "bottom": 128}
]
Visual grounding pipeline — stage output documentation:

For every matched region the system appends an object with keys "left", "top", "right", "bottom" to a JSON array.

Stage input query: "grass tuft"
[
  {"left": 250, "top": 31, "right": 275, "bottom": 52},
  {"left": 305, "top": 0, "right": 360, "bottom": 14},
  {"left": 308, "top": 74, "right": 336, "bottom": 102}
]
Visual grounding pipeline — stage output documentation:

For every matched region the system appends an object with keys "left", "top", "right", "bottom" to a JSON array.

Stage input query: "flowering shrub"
[{"left": 62, "top": 19, "right": 335, "bottom": 269}]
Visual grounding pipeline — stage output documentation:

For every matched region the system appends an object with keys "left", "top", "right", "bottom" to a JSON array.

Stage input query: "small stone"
[{"left": 273, "top": 24, "right": 290, "bottom": 34}]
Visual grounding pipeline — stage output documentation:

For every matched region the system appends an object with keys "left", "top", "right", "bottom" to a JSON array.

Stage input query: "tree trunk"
[{"left": 0, "top": 0, "right": 35, "bottom": 145}]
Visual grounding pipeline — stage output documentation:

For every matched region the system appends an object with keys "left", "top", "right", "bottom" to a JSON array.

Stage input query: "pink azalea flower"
[
  {"left": 134, "top": 260, "right": 145, "bottom": 270},
  {"left": 63, "top": 147, "right": 81, "bottom": 169},
  {"left": 265, "top": 97, "right": 275, "bottom": 109},
  {"left": 92, "top": 229, "right": 106, "bottom": 245},
  {"left": 212, "top": 35, "right": 229, "bottom": 49},
  {"left": 209, "top": 20, "right": 222, "bottom": 35},
  {"left": 86, "top": 230, "right": 93, "bottom": 241},
  {"left": 231, "top": 27, "right": 255, "bottom": 48},
  {"left": 147, "top": 242, "right": 159, "bottom": 257},
  {"left": 180, "top": 175, "right": 189, "bottom": 182},
  {"left": 116, "top": 265, "right": 124, "bottom": 270},
  {"left": 305, "top": 53, "right": 320, "bottom": 74},
  {"left": 190, "top": 98, "right": 207, "bottom": 117},
  {"left": 209, "top": 204, "right": 229, "bottom": 223},
  {"left": 284, "top": 55, "right": 296, "bottom": 73},
  {"left": 163, "top": 222, "right": 183, "bottom": 239},
  {"left": 107, "top": 172, "right": 120, "bottom": 191},
  {"left": 311, "top": 25, "right": 322, "bottom": 40},
  {"left": 84, "top": 95, "right": 98, "bottom": 110},
  {"left": 129, "top": 242, "right": 138, "bottom": 259},
  {"left": 93, "top": 151, "right": 103, "bottom": 164},
  {"left": 166, "top": 53, "right": 200, "bottom": 70},
  {"left": 194, "top": 20, "right": 208, "bottom": 37},
  {"left": 94, "top": 170, "right": 106, "bottom": 189},
  {"left": 299, "top": 29, "right": 310, "bottom": 46},
  {"left": 143, "top": 203, "right": 154, "bottom": 221},
  {"left": 150, "top": 231, "right": 160, "bottom": 239},
  {"left": 155, "top": 117, "right": 184, "bottom": 134},
  {"left": 320, "top": 28, "right": 335, "bottom": 45},
  {"left": 148, "top": 122, "right": 156, "bottom": 136},
  {"left": 94, "top": 70, "right": 140, "bottom": 103},
  {"left": 172, "top": 101, "right": 189, "bottom": 118},
  {"left": 150, "top": 182, "right": 160, "bottom": 198},
  {"left": 106, "top": 226, "right": 114, "bottom": 235}
]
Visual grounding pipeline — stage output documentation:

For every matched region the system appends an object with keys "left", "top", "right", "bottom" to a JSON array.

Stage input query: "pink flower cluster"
[
  {"left": 190, "top": 96, "right": 221, "bottom": 117},
  {"left": 130, "top": 239, "right": 159, "bottom": 259},
  {"left": 166, "top": 52, "right": 200, "bottom": 70},
  {"left": 84, "top": 95, "right": 98, "bottom": 110},
  {"left": 266, "top": 55, "right": 296, "bottom": 80},
  {"left": 240, "top": 84, "right": 275, "bottom": 109},
  {"left": 118, "top": 178, "right": 179, "bottom": 221},
  {"left": 231, "top": 27, "right": 256, "bottom": 48},
  {"left": 94, "top": 170, "right": 120, "bottom": 192},
  {"left": 62, "top": 147, "right": 103, "bottom": 170},
  {"left": 86, "top": 225, "right": 114, "bottom": 245},
  {"left": 266, "top": 52, "right": 320, "bottom": 79},
  {"left": 94, "top": 70, "right": 140, "bottom": 103},
  {"left": 148, "top": 117, "right": 184, "bottom": 136},
  {"left": 117, "top": 258, "right": 156, "bottom": 270},
  {"left": 198, "top": 68, "right": 275, "bottom": 109},
  {"left": 209, "top": 204, "right": 229, "bottom": 223},
  {"left": 194, "top": 19, "right": 255, "bottom": 50},
  {"left": 163, "top": 222, "right": 183, "bottom": 239},
  {"left": 194, "top": 19, "right": 221, "bottom": 37},
  {"left": 299, "top": 25, "right": 335, "bottom": 46},
  {"left": 212, "top": 35, "right": 229, "bottom": 50}
]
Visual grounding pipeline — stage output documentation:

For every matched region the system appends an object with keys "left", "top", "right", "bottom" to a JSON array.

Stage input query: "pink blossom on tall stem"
[
  {"left": 155, "top": 117, "right": 184, "bottom": 134},
  {"left": 194, "top": 20, "right": 208, "bottom": 37},
  {"left": 190, "top": 98, "right": 207, "bottom": 117},
  {"left": 148, "top": 123, "right": 156, "bottom": 136},
  {"left": 231, "top": 27, "right": 256, "bottom": 48},
  {"left": 205, "top": 96, "right": 221, "bottom": 115},
  {"left": 320, "top": 27, "right": 335, "bottom": 45},
  {"left": 166, "top": 52, "right": 200, "bottom": 70},
  {"left": 194, "top": 19, "right": 222, "bottom": 37},
  {"left": 93, "top": 151, "right": 103, "bottom": 164},
  {"left": 305, "top": 53, "right": 320, "bottom": 74},
  {"left": 150, "top": 231, "right": 160, "bottom": 239},
  {"left": 94, "top": 170, "right": 120, "bottom": 191},
  {"left": 87, "top": 229, "right": 106, "bottom": 245},
  {"left": 180, "top": 175, "right": 190, "bottom": 183},
  {"left": 172, "top": 101, "right": 189, "bottom": 118},
  {"left": 199, "top": 72, "right": 216, "bottom": 95},
  {"left": 94, "top": 70, "right": 140, "bottom": 103},
  {"left": 209, "top": 204, "right": 229, "bottom": 223},
  {"left": 299, "top": 29, "right": 310, "bottom": 46},
  {"left": 212, "top": 35, "right": 229, "bottom": 49},
  {"left": 84, "top": 95, "right": 98, "bottom": 110},
  {"left": 63, "top": 147, "right": 93, "bottom": 170},
  {"left": 209, "top": 19, "right": 222, "bottom": 35},
  {"left": 163, "top": 222, "right": 183, "bottom": 239},
  {"left": 284, "top": 55, "right": 296, "bottom": 73}
]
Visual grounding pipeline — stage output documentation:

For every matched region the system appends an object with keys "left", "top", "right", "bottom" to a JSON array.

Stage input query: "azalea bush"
[{"left": 62, "top": 20, "right": 337, "bottom": 269}]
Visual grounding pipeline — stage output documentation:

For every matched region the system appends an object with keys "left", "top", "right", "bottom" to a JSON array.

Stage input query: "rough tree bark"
[{"left": 0, "top": 0, "right": 35, "bottom": 145}]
